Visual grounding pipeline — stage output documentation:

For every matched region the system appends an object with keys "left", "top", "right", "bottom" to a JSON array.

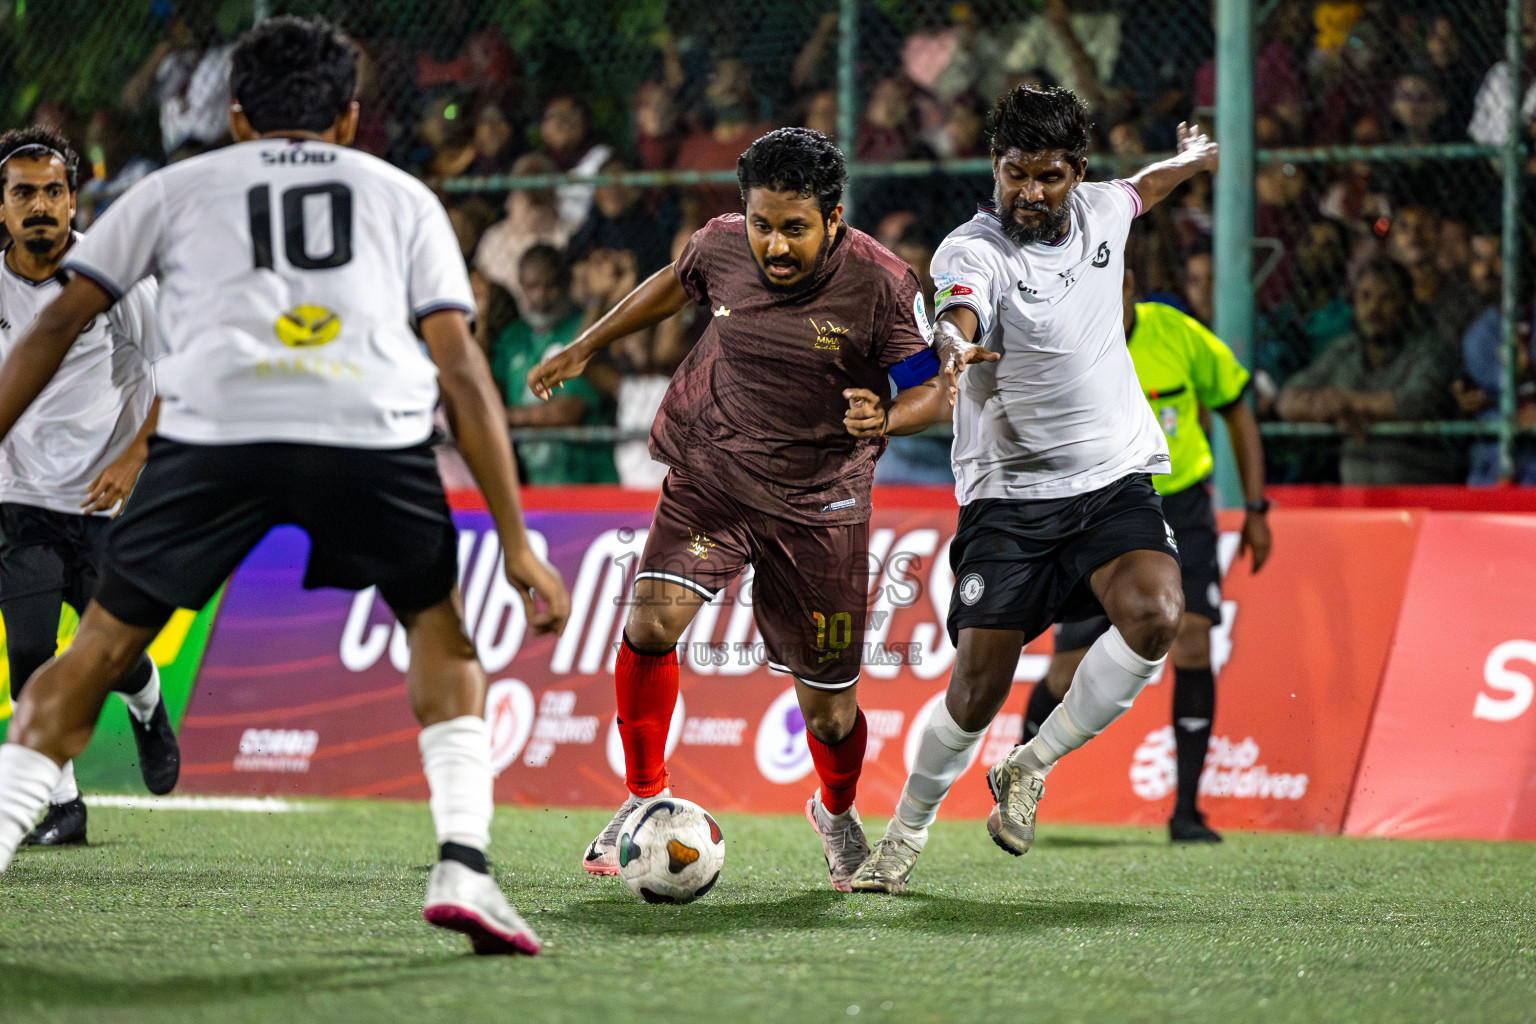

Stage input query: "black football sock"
[
  {"left": 1022, "top": 681, "right": 1063, "bottom": 742},
  {"left": 439, "top": 841, "right": 489, "bottom": 874},
  {"left": 1172, "top": 667, "right": 1215, "bottom": 817},
  {"left": 109, "top": 652, "right": 154, "bottom": 696}
]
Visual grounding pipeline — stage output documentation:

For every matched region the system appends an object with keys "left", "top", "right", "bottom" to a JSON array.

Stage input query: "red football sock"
[
  {"left": 616, "top": 635, "right": 678, "bottom": 798},
  {"left": 807, "top": 708, "right": 867, "bottom": 815}
]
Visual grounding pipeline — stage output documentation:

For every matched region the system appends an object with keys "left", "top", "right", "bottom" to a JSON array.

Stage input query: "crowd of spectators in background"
[{"left": 24, "top": 0, "right": 1536, "bottom": 486}]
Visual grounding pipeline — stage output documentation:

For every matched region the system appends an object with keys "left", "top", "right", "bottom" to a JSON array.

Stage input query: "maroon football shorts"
[{"left": 634, "top": 470, "right": 871, "bottom": 689}]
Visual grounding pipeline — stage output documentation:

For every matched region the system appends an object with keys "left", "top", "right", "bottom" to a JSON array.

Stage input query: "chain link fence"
[{"left": 1, "top": 0, "right": 1530, "bottom": 485}]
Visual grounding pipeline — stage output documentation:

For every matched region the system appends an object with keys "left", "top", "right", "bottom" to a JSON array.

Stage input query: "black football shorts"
[
  {"left": 96, "top": 437, "right": 459, "bottom": 628},
  {"left": 947, "top": 473, "right": 1180, "bottom": 646}
]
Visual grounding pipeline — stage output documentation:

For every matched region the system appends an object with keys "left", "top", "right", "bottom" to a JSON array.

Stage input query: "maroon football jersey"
[{"left": 650, "top": 215, "right": 933, "bottom": 525}]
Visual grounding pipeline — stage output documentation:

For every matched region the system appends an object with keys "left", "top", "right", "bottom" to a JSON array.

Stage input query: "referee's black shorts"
[
  {"left": 96, "top": 437, "right": 459, "bottom": 628},
  {"left": 1054, "top": 479, "right": 1221, "bottom": 651}
]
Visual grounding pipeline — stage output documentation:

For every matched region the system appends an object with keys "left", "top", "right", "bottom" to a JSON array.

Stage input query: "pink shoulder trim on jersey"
[{"left": 1112, "top": 179, "right": 1144, "bottom": 218}]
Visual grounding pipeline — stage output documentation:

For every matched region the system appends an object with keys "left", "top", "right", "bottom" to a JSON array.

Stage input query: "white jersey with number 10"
[{"left": 64, "top": 138, "right": 474, "bottom": 449}]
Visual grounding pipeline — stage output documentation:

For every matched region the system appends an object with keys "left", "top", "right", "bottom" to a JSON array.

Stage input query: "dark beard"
[
  {"left": 21, "top": 235, "right": 58, "bottom": 255},
  {"left": 755, "top": 230, "right": 832, "bottom": 295},
  {"left": 993, "top": 182, "right": 1070, "bottom": 245}
]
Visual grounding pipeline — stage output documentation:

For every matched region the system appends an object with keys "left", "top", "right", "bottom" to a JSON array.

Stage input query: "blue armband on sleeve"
[{"left": 889, "top": 347, "right": 941, "bottom": 391}]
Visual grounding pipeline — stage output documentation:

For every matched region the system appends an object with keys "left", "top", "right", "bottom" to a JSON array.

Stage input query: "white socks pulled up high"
[
  {"left": 418, "top": 715, "right": 494, "bottom": 852},
  {"left": 892, "top": 698, "right": 988, "bottom": 838},
  {"left": 1012, "top": 625, "right": 1165, "bottom": 774},
  {"left": 0, "top": 744, "right": 63, "bottom": 872}
]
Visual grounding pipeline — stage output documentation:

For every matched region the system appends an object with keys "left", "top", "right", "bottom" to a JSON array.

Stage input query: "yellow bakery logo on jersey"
[
  {"left": 274, "top": 304, "right": 341, "bottom": 348},
  {"left": 810, "top": 318, "right": 849, "bottom": 351}
]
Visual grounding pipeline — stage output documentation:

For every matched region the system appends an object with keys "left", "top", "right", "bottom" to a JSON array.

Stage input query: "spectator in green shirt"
[
  {"left": 1276, "top": 256, "right": 1462, "bottom": 483},
  {"left": 1024, "top": 270, "right": 1272, "bottom": 845},
  {"left": 490, "top": 245, "right": 618, "bottom": 484}
]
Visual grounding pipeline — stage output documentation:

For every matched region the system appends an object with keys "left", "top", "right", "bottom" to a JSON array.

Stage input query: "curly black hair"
[
  {"left": 0, "top": 126, "right": 79, "bottom": 192},
  {"left": 231, "top": 15, "right": 358, "bottom": 135},
  {"left": 988, "top": 85, "right": 1091, "bottom": 164},
  {"left": 737, "top": 128, "right": 847, "bottom": 221}
]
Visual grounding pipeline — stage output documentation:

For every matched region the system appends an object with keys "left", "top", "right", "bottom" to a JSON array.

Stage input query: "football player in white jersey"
[
  {"left": 850, "top": 86, "right": 1220, "bottom": 892},
  {"left": 0, "top": 128, "right": 178, "bottom": 847},
  {"left": 0, "top": 18, "right": 570, "bottom": 957}
]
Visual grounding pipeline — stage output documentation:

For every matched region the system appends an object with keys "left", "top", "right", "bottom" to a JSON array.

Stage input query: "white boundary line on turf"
[{"left": 88, "top": 795, "right": 311, "bottom": 812}]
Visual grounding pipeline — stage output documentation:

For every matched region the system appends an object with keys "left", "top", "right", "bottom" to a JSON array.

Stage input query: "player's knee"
[
  {"left": 801, "top": 700, "right": 856, "bottom": 745},
  {"left": 622, "top": 615, "right": 676, "bottom": 657},
  {"left": 1117, "top": 586, "right": 1183, "bottom": 660}
]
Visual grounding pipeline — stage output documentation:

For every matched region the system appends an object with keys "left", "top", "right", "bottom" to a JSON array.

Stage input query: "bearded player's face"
[
  {"left": 744, "top": 188, "right": 841, "bottom": 291},
  {"left": 0, "top": 155, "right": 74, "bottom": 259},
  {"left": 991, "top": 147, "right": 1083, "bottom": 246}
]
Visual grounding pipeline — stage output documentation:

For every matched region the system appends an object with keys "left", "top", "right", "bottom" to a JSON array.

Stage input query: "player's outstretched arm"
[
  {"left": 0, "top": 275, "right": 112, "bottom": 443},
  {"left": 1217, "top": 399, "right": 1272, "bottom": 572},
  {"left": 422, "top": 309, "right": 570, "bottom": 636},
  {"left": 1125, "top": 122, "right": 1219, "bottom": 213},
  {"left": 932, "top": 311, "right": 998, "bottom": 374},
  {"left": 845, "top": 310, "right": 1000, "bottom": 438},
  {"left": 844, "top": 376, "right": 950, "bottom": 439},
  {"left": 529, "top": 264, "right": 689, "bottom": 400}
]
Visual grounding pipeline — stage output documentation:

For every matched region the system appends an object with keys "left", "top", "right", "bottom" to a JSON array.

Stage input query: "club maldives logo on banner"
[{"left": 174, "top": 496, "right": 1411, "bottom": 831}]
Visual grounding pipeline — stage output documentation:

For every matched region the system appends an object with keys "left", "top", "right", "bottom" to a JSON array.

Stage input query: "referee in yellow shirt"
[{"left": 1024, "top": 271, "right": 1272, "bottom": 842}]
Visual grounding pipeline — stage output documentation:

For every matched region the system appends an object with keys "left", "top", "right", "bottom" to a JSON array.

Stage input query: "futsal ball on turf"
[{"left": 617, "top": 797, "right": 724, "bottom": 904}]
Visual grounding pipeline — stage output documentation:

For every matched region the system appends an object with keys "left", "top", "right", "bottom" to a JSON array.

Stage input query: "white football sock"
[
  {"left": 0, "top": 744, "right": 63, "bottom": 871},
  {"left": 1017, "top": 625, "right": 1164, "bottom": 769},
  {"left": 118, "top": 659, "right": 161, "bottom": 725},
  {"left": 884, "top": 812, "right": 929, "bottom": 850},
  {"left": 419, "top": 716, "right": 493, "bottom": 851},
  {"left": 49, "top": 759, "right": 79, "bottom": 805},
  {"left": 893, "top": 699, "right": 987, "bottom": 831}
]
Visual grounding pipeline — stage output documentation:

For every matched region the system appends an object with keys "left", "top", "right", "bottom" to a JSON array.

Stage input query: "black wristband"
[{"left": 1244, "top": 497, "right": 1271, "bottom": 515}]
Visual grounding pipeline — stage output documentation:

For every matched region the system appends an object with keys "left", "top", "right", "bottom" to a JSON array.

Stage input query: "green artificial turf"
[{"left": 0, "top": 800, "right": 1531, "bottom": 1024}]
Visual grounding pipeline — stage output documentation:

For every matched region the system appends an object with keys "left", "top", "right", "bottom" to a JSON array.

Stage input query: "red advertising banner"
[
  {"left": 1343, "top": 514, "right": 1536, "bottom": 840},
  {"left": 177, "top": 491, "right": 1416, "bottom": 835}
]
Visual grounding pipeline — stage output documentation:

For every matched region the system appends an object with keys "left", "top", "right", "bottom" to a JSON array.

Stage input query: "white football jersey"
[
  {"left": 0, "top": 237, "right": 159, "bottom": 515},
  {"left": 64, "top": 139, "right": 475, "bottom": 448},
  {"left": 933, "top": 180, "right": 1170, "bottom": 503}
]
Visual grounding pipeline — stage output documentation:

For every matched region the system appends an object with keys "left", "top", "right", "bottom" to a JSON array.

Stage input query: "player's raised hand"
[
  {"left": 1176, "top": 121, "right": 1219, "bottom": 174},
  {"left": 528, "top": 342, "right": 593, "bottom": 401},
  {"left": 843, "top": 388, "right": 889, "bottom": 438},
  {"left": 503, "top": 543, "right": 571, "bottom": 636}
]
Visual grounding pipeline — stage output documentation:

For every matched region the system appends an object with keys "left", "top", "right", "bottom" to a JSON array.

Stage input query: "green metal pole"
[
  {"left": 1211, "top": 0, "right": 1254, "bottom": 508},
  {"left": 1500, "top": 0, "right": 1522, "bottom": 481},
  {"left": 837, "top": 0, "right": 858, "bottom": 225}
]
